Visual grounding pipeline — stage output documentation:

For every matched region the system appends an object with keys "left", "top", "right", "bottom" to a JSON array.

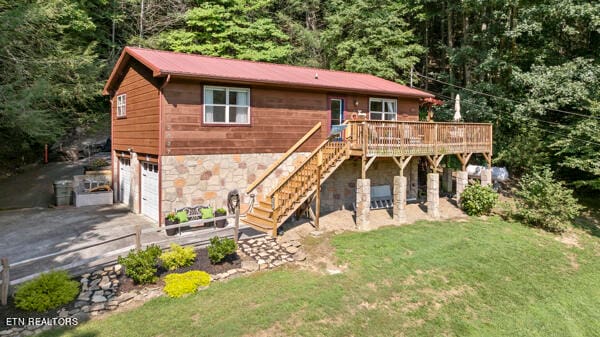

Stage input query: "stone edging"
[{"left": 2, "top": 237, "right": 306, "bottom": 337}]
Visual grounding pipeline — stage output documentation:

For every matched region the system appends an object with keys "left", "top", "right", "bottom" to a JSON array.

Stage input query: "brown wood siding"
[
  {"left": 112, "top": 61, "right": 160, "bottom": 155},
  {"left": 161, "top": 78, "right": 422, "bottom": 155},
  {"left": 162, "top": 81, "right": 328, "bottom": 155}
]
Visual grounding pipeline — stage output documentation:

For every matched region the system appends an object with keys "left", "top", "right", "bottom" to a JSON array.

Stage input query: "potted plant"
[
  {"left": 165, "top": 212, "right": 178, "bottom": 236},
  {"left": 165, "top": 211, "right": 189, "bottom": 236},
  {"left": 215, "top": 208, "right": 227, "bottom": 228}
]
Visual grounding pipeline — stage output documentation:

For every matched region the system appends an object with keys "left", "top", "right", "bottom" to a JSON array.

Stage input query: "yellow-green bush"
[
  {"left": 160, "top": 243, "right": 196, "bottom": 270},
  {"left": 163, "top": 271, "right": 211, "bottom": 298},
  {"left": 14, "top": 271, "right": 79, "bottom": 312}
]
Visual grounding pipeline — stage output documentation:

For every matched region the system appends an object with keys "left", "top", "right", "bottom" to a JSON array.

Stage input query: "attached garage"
[
  {"left": 118, "top": 158, "right": 131, "bottom": 206},
  {"left": 141, "top": 162, "right": 159, "bottom": 222}
]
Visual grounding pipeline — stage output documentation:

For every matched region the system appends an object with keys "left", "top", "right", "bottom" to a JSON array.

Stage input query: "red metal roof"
[{"left": 104, "top": 47, "right": 434, "bottom": 98}]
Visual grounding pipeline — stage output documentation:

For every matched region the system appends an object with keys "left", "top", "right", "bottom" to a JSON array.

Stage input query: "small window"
[
  {"left": 204, "top": 86, "right": 250, "bottom": 124},
  {"left": 369, "top": 98, "right": 397, "bottom": 121},
  {"left": 116, "top": 94, "right": 126, "bottom": 117}
]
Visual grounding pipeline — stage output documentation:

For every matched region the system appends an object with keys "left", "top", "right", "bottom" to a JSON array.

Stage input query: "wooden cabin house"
[{"left": 104, "top": 47, "right": 492, "bottom": 235}]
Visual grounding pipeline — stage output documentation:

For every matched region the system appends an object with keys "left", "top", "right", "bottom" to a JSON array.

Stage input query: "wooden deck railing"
[{"left": 346, "top": 120, "right": 492, "bottom": 156}]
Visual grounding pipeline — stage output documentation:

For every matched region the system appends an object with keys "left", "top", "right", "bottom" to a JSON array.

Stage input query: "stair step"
[
  {"left": 241, "top": 217, "right": 273, "bottom": 231},
  {"left": 252, "top": 205, "right": 272, "bottom": 217},
  {"left": 247, "top": 212, "right": 274, "bottom": 224},
  {"left": 258, "top": 200, "right": 272, "bottom": 209}
]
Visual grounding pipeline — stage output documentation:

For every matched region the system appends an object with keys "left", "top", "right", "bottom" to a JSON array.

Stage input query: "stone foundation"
[
  {"left": 427, "top": 173, "right": 440, "bottom": 219},
  {"left": 481, "top": 168, "right": 492, "bottom": 187},
  {"left": 356, "top": 179, "right": 371, "bottom": 229},
  {"left": 320, "top": 157, "right": 418, "bottom": 212},
  {"left": 456, "top": 171, "right": 468, "bottom": 202},
  {"left": 393, "top": 175, "right": 407, "bottom": 223},
  {"left": 160, "top": 153, "right": 308, "bottom": 216},
  {"left": 442, "top": 167, "right": 453, "bottom": 193}
]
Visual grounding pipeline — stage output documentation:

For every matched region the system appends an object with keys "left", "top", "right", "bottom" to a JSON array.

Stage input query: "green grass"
[{"left": 42, "top": 218, "right": 600, "bottom": 337}]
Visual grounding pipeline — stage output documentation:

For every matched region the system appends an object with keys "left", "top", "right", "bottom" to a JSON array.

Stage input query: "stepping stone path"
[{"left": 237, "top": 237, "right": 305, "bottom": 270}]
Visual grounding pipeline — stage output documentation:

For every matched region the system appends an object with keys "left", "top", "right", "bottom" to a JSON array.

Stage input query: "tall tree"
[
  {"left": 152, "top": 0, "right": 292, "bottom": 62},
  {"left": 0, "top": 0, "right": 103, "bottom": 166},
  {"left": 321, "top": 0, "right": 425, "bottom": 81}
]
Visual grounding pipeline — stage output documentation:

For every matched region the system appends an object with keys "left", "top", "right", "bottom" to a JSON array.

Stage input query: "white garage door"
[
  {"left": 141, "top": 162, "right": 159, "bottom": 222},
  {"left": 119, "top": 158, "right": 131, "bottom": 206}
]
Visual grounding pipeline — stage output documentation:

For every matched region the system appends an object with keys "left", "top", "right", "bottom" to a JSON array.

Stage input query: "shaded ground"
[{"left": 0, "top": 161, "right": 85, "bottom": 210}]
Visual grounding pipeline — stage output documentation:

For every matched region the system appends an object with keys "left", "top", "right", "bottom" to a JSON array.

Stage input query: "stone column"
[
  {"left": 393, "top": 176, "right": 407, "bottom": 223},
  {"left": 408, "top": 158, "right": 419, "bottom": 200},
  {"left": 427, "top": 173, "right": 440, "bottom": 219},
  {"left": 442, "top": 167, "right": 453, "bottom": 193},
  {"left": 481, "top": 169, "right": 492, "bottom": 187},
  {"left": 456, "top": 171, "right": 468, "bottom": 203},
  {"left": 356, "top": 179, "right": 371, "bottom": 230}
]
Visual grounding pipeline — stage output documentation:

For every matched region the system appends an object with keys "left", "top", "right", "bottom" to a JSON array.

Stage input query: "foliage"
[
  {"left": 166, "top": 212, "right": 177, "bottom": 222},
  {"left": 39, "top": 218, "right": 600, "bottom": 336},
  {"left": 321, "top": 0, "right": 424, "bottom": 81},
  {"left": 207, "top": 236, "right": 237, "bottom": 264},
  {"left": 215, "top": 208, "right": 227, "bottom": 215},
  {"left": 201, "top": 208, "right": 214, "bottom": 219},
  {"left": 459, "top": 184, "right": 498, "bottom": 216},
  {"left": 14, "top": 271, "right": 79, "bottom": 312},
  {"left": 163, "top": 270, "right": 211, "bottom": 298},
  {"left": 89, "top": 158, "right": 109, "bottom": 169},
  {"left": 160, "top": 243, "right": 197, "bottom": 270},
  {"left": 155, "top": 0, "right": 292, "bottom": 62},
  {"left": 513, "top": 167, "right": 583, "bottom": 233},
  {"left": 0, "top": 0, "right": 104, "bottom": 168},
  {"left": 175, "top": 211, "right": 189, "bottom": 223},
  {"left": 117, "top": 245, "right": 162, "bottom": 284}
]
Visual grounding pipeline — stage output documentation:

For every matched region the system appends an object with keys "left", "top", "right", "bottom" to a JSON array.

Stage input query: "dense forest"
[{"left": 0, "top": 0, "right": 598, "bottom": 193}]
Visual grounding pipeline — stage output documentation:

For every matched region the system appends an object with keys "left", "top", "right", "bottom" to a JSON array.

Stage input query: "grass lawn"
[{"left": 42, "top": 217, "right": 600, "bottom": 337}]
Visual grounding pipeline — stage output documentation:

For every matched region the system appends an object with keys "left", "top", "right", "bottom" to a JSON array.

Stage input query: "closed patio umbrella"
[{"left": 454, "top": 94, "right": 462, "bottom": 121}]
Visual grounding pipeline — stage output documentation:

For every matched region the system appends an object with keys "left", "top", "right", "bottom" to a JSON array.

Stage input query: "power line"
[
  {"left": 425, "top": 89, "right": 600, "bottom": 146},
  {"left": 415, "top": 72, "right": 600, "bottom": 120},
  {"left": 432, "top": 91, "right": 573, "bottom": 130},
  {"left": 532, "top": 126, "right": 600, "bottom": 146}
]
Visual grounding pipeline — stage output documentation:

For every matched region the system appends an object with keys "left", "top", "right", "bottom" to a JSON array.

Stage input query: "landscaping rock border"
[{"left": 2, "top": 237, "right": 306, "bottom": 337}]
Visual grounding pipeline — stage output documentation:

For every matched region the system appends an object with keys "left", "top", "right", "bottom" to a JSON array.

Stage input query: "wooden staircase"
[{"left": 243, "top": 136, "right": 350, "bottom": 236}]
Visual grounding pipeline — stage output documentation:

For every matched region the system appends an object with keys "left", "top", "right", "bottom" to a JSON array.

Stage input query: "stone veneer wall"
[
  {"left": 320, "top": 157, "right": 419, "bottom": 212},
  {"left": 161, "top": 152, "right": 308, "bottom": 216}
]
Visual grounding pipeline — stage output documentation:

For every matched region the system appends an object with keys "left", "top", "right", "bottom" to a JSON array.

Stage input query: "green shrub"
[
  {"left": 513, "top": 167, "right": 583, "bottom": 233},
  {"left": 207, "top": 236, "right": 237, "bottom": 264},
  {"left": 117, "top": 244, "right": 162, "bottom": 284},
  {"left": 160, "top": 243, "right": 197, "bottom": 270},
  {"left": 163, "top": 271, "right": 211, "bottom": 298},
  {"left": 14, "top": 271, "right": 79, "bottom": 312},
  {"left": 460, "top": 184, "right": 498, "bottom": 216}
]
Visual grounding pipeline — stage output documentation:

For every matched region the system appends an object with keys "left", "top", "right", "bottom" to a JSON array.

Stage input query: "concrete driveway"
[{"left": 0, "top": 204, "right": 163, "bottom": 281}]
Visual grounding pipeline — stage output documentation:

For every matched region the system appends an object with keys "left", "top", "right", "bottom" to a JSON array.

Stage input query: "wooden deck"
[
  {"left": 242, "top": 120, "right": 493, "bottom": 236},
  {"left": 345, "top": 120, "right": 492, "bottom": 157}
]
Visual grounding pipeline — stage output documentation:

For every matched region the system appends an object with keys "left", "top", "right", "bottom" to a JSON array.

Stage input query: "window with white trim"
[
  {"left": 204, "top": 86, "right": 250, "bottom": 124},
  {"left": 369, "top": 98, "right": 397, "bottom": 120},
  {"left": 116, "top": 94, "right": 126, "bottom": 117}
]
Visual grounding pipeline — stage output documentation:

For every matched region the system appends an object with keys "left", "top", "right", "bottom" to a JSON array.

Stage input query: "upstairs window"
[
  {"left": 116, "top": 94, "right": 126, "bottom": 117},
  {"left": 369, "top": 98, "right": 397, "bottom": 121},
  {"left": 204, "top": 86, "right": 250, "bottom": 124}
]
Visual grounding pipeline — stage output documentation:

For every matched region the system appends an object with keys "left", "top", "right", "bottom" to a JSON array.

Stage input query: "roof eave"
[{"left": 157, "top": 71, "right": 434, "bottom": 98}]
